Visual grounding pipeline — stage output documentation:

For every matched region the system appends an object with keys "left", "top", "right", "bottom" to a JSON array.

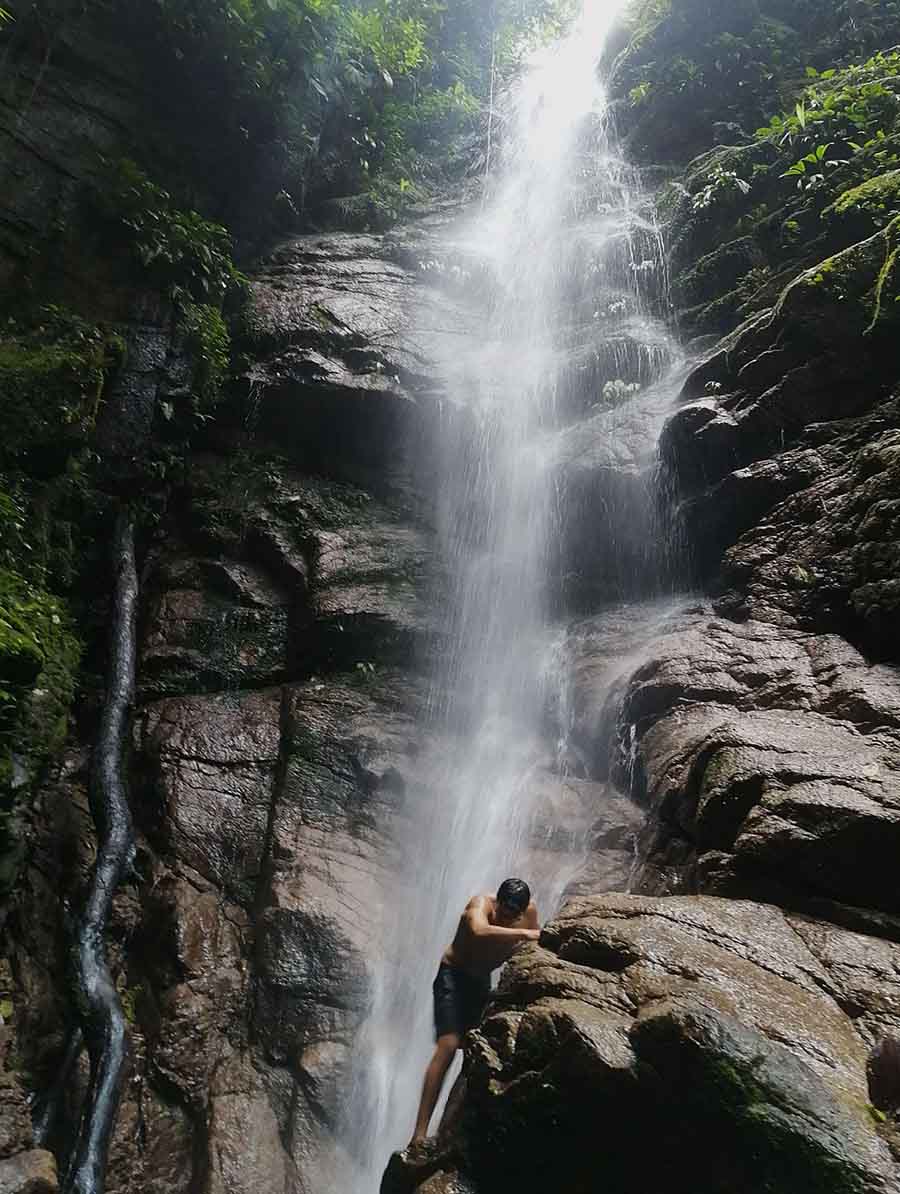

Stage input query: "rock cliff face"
[
  {"left": 3, "top": 3, "right": 900, "bottom": 1194},
  {"left": 3, "top": 218, "right": 439, "bottom": 1191},
  {"left": 2, "top": 207, "right": 640, "bottom": 1190}
]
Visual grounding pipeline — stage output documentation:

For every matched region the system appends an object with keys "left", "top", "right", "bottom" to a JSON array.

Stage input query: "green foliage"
[
  {"left": 101, "top": 159, "right": 244, "bottom": 302},
  {"left": 614, "top": 0, "right": 805, "bottom": 161},
  {"left": 339, "top": 2, "right": 431, "bottom": 77},
  {"left": 660, "top": 18, "right": 900, "bottom": 336},
  {"left": 0, "top": 564, "right": 81, "bottom": 901},
  {"left": 781, "top": 142, "right": 842, "bottom": 190},
  {"left": 0, "top": 307, "right": 122, "bottom": 468},
  {"left": 0, "top": 307, "right": 124, "bottom": 605},
  {"left": 750, "top": 50, "right": 900, "bottom": 209},
  {"left": 693, "top": 164, "right": 752, "bottom": 211},
  {"left": 756, "top": 50, "right": 900, "bottom": 150},
  {"left": 614, "top": 0, "right": 900, "bottom": 166},
  {"left": 125, "top": 0, "right": 577, "bottom": 231},
  {"left": 177, "top": 299, "right": 232, "bottom": 413},
  {"left": 369, "top": 80, "right": 480, "bottom": 202},
  {"left": 0, "top": 567, "right": 81, "bottom": 777},
  {"left": 117, "top": 982, "right": 144, "bottom": 1026}
]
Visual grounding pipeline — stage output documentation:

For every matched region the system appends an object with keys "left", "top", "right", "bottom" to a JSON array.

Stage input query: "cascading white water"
[{"left": 338, "top": 3, "right": 680, "bottom": 1187}]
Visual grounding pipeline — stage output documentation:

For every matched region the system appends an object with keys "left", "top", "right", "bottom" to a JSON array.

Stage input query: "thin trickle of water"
[{"left": 338, "top": 3, "right": 683, "bottom": 1187}]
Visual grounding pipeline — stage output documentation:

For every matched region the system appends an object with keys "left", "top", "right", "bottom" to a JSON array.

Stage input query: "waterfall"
[{"left": 339, "top": 2, "right": 681, "bottom": 1186}]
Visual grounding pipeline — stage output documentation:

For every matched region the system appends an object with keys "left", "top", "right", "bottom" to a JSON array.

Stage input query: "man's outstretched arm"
[{"left": 466, "top": 901, "right": 539, "bottom": 942}]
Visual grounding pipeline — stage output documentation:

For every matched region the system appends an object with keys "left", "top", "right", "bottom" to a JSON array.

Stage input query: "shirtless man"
[{"left": 410, "top": 878, "right": 539, "bottom": 1146}]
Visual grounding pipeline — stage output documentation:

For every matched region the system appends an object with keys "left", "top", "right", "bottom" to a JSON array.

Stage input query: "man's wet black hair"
[{"left": 497, "top": 878, "right": 530, "bottom": 913}]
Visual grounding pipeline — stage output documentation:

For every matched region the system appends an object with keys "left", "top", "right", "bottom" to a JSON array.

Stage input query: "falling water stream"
[{"left": 339, "top": 3, "right": 684, "bottom": 1186}]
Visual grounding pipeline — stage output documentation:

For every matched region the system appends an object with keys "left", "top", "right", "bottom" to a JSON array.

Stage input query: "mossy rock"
[
  {"left": 673, "top": 236, "right": 762, "bottom": 311},
  {"left": 632, "top": 1002, "right": 889, "bottom": 1194},
  {"left": 827, "top": 170, "right": 900, "bottom": 230},
  {"left": 772, "top": 216, "right": 900, "bottom": 342}
]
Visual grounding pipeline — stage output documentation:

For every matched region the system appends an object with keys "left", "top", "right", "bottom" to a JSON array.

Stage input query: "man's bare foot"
[{"left": 405, "top": 1136, "right": 434, "bottom": 1158}]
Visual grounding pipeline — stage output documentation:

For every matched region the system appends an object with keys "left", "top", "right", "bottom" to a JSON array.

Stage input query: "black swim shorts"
[{"left": 433, "top": 963, "right": 491, "bottom": 1039}]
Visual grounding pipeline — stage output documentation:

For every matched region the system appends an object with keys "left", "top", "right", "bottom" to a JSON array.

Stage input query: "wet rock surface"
[
  {"left": 238, "top": 217, "right": 469, "bottom": 493},
  {"left": 0, "top": 1150, "right": 58, "bottom": 1194},
  {"left": 612, "top": 609, "right": 900, "bottom": 913},
  {"left": 396, "top": 894, "right": 899, "bottom": 1194},
  {"left": 552, "top": 381, "right": 682, "bottom": 607},
  {"left": 140, "top": 455, "right": 439, "bottom": 701}
]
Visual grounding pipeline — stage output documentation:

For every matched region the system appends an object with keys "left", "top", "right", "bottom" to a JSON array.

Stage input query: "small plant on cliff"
[
  {"left": 781, "top": 142, "right": 847, "bottom": 190},
  {"left": 173, "top": 296, "right": 232, "bottom": 415},
  {"left": 98, "top": 161, "right": 243, "bottom": 412},
  {"left": 692, "top": 164, "right": 751, "bottom": 211},
  {"left": 865, "top": 214, "right": 900, "bottom": 334},
  {"left": 100, "top": 158, "right": 245, "bottom": 303}
]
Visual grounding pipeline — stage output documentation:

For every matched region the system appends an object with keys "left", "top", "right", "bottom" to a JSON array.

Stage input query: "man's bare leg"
[
  {"left": 437, "top": 1069, "right": 466, "bottom": 1140},
  {"left": 410, "top": 1033, "right": 460, "bottom": 1145}
]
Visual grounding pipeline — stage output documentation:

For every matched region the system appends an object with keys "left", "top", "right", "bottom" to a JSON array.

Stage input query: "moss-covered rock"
[{"left": 827, "top": 169, "right": 900, "bottom": 231}]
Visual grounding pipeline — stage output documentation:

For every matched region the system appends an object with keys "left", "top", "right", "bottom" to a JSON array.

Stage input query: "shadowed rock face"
[
  {"left": 389, "top": 895, "right": 899, "bottom": 1194},
  {"left": 0, "top": 214, "right": 452, "bottom": 1190},
  {"left": 8, "top": 670, "right": 434, "bottom": 1190},
  {"left": 661, "top": 228, "right": 900, "bottom": 656}
]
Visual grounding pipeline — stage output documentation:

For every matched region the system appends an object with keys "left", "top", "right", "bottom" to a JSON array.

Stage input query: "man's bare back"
[{"left": 443, "top": 893, "right": 540, "bottom": 976}]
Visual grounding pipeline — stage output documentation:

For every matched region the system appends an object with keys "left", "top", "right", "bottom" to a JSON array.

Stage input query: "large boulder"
[
  {"left": 140, "top": 457, "right": 438, "bottom": 699},
  {"left": 238, "top": 230, "right": 465, "bottom": 491},
  {"left": 396, "top": 895, "right": 898, "bottom": 1194},
  {"left": 611, "top": 609, "right": 900, "bottom": 917}
]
